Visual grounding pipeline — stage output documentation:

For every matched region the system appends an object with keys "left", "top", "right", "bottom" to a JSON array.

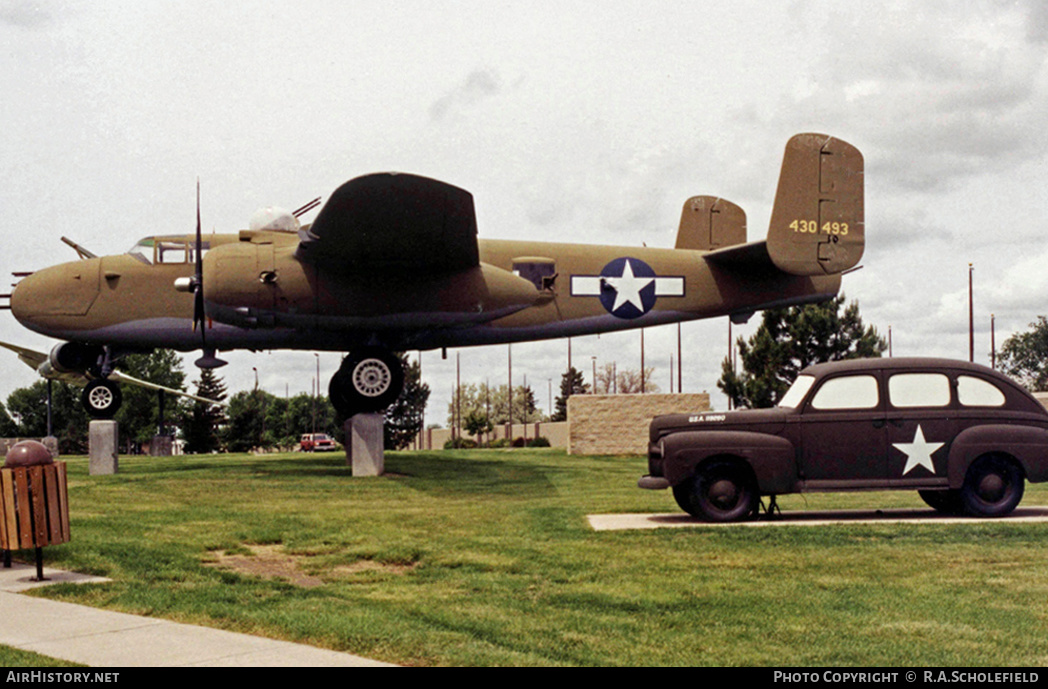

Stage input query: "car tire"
[
  {"left": 960, "top": 455, "right": 1025, "bottom": 518},
  {"left": 82, "top": 379, "right": 122, "bottom": 420},
  {"left": 673, "top": 461, "right": 758, "bottom": 522},
  {"left": 918, "top": 489, "right": 964, "bottom": 515}
]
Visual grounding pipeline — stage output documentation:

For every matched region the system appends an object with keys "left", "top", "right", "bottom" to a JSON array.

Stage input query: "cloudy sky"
[{"left": 2, "top": 0, "right": 1047, "bottom": 426}]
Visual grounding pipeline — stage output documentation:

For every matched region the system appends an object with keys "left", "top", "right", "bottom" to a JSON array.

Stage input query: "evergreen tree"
[
  {"left": 384, "top": 353, "right": 429, "bottom": 450},
  {"left": 182, "top": 367, "right": 227, "bottom": 454},
  {"left": 551, "top": 366, "right": 589, "bottom": 421},
  {"left": 719, "top": 294, "right": 887, "bottom": 409},
  {"left": 222, "top": 389, "right": 272, "bottom": 452}
]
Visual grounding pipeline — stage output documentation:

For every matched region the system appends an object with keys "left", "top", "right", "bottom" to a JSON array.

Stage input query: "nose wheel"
[
  {"left": 329, "top": 348, "right": 404, "bottom": 418},
  {"left": 82, "top": 378, "right": 122, "bottom": 420}
]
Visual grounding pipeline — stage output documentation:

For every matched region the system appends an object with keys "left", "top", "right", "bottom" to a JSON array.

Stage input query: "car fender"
[
  {"left": 661, "top": 430, "right": 796, "bottom": 494},
  {"left": 946, "top": 424, "right": 1048, "bottom": 487}
]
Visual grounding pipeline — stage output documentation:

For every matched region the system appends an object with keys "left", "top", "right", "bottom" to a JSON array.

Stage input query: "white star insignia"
[
  {"left": 602, "top": 259, "right": 654, "bottom": 313},
  {"left": 893, "top": 424, "right": 943, "bottom": 475}
]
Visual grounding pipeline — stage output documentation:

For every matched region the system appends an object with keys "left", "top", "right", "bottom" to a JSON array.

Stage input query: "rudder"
[
  {"left": 676, "top": 196, "right": 747, "bottom": 251},
  {"left": 766, "top": 134, "right": 864, "bottom": 276}
]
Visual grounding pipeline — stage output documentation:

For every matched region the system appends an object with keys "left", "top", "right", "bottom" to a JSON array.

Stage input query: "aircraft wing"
[
  {"left": 294, "top": 173, "right": 480, "bottom": 275},
  {"left": 0, "top": 341, "right": 226, "bottom": 407}
]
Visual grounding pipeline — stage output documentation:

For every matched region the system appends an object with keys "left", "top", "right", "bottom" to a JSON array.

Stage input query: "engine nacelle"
[{"left": 47, "top": 342, "right": 104, "bottom": 374}]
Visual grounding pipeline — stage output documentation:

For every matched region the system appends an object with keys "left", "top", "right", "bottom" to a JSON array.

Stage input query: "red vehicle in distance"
[{"left": 300, "top": 433, "right": 338, "bottom": 452}]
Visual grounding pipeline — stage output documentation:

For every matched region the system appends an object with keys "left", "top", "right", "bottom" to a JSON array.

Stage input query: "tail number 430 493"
[{"left": 790, "top": 220, "right": 849, "bottom": 235}]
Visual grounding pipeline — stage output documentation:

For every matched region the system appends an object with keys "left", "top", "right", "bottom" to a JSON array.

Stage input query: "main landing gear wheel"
[
  {"left": 82, "top": 379, "right": 122, "bottom": 420},
  {"left": 672, "top": 461, "right": 758, "bottom": 522},
  {"left": 329, "top": 348, "right": 404, "bottom": 418}
]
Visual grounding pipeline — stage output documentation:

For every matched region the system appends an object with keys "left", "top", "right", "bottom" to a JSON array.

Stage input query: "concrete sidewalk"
[{"left": 0, "top": 562, "right": 394, "bottom": 667}]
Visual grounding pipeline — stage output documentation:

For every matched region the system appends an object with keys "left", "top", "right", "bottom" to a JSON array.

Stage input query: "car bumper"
[{"left": 638, "top": 475, "right": 670, "bottom": 490}]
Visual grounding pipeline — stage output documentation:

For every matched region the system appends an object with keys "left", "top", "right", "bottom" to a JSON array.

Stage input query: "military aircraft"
[{"left": 5, "top": 133, "right": 864, "bottom": 420}]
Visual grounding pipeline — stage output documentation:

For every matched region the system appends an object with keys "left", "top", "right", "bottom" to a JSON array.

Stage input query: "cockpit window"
[
  {"left": 128, "top": 238, "right": 210, "bottom": 265},
  {"left": 128, "top": 238, "right": 154, "bottom": 264}
]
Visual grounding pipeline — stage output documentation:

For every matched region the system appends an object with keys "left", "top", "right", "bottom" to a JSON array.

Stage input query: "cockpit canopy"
[{"left": 128, "top": 237, "right": 211, "bottom": 265}]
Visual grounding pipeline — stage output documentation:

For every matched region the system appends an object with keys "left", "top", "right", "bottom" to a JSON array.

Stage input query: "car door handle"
[{"left": 872, "top": 419, "right": 886, "bottom": 429}]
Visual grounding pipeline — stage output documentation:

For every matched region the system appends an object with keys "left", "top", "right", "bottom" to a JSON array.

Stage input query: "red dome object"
[{"left": 5, "top": 440, "right": 54, "bottom": 468}]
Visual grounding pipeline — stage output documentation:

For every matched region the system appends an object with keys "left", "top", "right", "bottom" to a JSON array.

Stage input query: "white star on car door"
[{"left": 892, "top": 424, "right": 944, "bottom": 475}]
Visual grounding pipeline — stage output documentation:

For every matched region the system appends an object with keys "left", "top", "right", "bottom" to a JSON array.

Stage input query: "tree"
[
  {"left": 181, "top": 368, "right": 228, "bottom": 454},
  {"left": 0, "top": 400, "right": 19, "bottom": 438},
  {"left": 384, "top": 353, "right": 429, "bottom": 450},
  {"left": 551, "top": 366, "right": 589, "bottom": 421},
  {"left": 446, "top": 382, "right": 543, "bottom": 427},
  {"left": 719, "top": 295, "right": 887, "bottom": 409},
  {"left": 6, "top": 381, "right": 89, "bottom": 453},
  {"left": 114, "top": 350, "right": 188, "bottom": 451},
  {"left": 999, "top": 315, "right": 1048, "bottom": 391},
  {"left": 223, "top": 389, "right": 272, "bottom": 452},
  {"left": 593, "top": 362, "right": 659, "bottom": 395}
]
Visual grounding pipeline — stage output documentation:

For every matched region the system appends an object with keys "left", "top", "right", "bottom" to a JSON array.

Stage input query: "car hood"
[{"left": 650, "top": 407, "right": 790, "bottom": 440}]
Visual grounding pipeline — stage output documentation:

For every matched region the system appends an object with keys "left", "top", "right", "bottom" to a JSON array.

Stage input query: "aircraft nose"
[{"left": 10, "top": 260, "right": 102, "bottom": 325}]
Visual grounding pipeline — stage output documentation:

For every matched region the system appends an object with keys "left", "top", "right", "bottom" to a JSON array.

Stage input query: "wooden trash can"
[{"left": 0, "top": 463, "right": 70, "bottom": 580}]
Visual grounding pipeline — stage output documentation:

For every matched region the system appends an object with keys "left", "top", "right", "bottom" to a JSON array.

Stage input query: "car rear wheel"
[
  {"left": 673, "top": 461, "right": 758, "bottom": 522},
  {"left": 918, "top": 489, "right": 964, "bottom": 515},
  {"left": 960, "top": 455, "right": 1024, "bottom": 518}
]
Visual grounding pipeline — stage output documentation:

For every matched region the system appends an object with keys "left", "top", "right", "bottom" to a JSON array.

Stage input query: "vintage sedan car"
[{"left": 639, "top": 358, "right": 1048, "bottom": 521}]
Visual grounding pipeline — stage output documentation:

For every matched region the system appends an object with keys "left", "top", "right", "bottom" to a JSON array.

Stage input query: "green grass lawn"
[{"left": 11, "top": 448, "right": 1048, "bottom": 666}]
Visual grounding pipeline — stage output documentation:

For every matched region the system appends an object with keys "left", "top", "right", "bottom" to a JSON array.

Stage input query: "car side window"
[
  {"left": 809, "top": 375, "right": 879, "bottom": 410},
  {"left": 957, "top": 375, "right": 1006, "bottom": 407},
  {"left": 888, "top": 373, "right": 951, "bottom": 408}
]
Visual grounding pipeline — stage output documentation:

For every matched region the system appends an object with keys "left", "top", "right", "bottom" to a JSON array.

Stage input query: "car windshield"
[{"left": 778, "top": 375, "right": 815, "bottom": 408}]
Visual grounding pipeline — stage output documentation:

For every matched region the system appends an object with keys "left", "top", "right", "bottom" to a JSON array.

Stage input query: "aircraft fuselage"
[{"left": 10, "top": 231, "right": 840, "bottom": 354}]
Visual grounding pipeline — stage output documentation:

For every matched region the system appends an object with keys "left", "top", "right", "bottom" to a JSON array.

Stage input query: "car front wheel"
[
  {"left": 673, "top": 461, "right": 758, "bottom": 522},
  {"left": 960, "top": 455, "right": 1024, "bottom": 518}
]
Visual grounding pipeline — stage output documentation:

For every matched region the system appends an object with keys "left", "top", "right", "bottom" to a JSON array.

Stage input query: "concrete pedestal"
[
  {"left": 345, "top": 414, "right": 384, "bottom": 476},
  {"left": 88, "top": 421, "right": 119, "bottom": 475}
]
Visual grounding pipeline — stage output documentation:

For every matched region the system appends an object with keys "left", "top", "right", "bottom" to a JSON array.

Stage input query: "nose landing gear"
[{"left": 82, "top": 378, "right": 122, "bottom": 420}]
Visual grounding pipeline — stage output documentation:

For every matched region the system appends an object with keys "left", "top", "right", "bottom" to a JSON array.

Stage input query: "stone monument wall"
[{"left": 567, "top": 393, "right": 711, "bottom": 456}]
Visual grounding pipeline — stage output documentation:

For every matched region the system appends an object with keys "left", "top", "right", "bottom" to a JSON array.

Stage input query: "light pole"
[
  {"left": 640, "top": 328, "right": 646, "bottom": 394},
  {"left": 991, "top": 314, "right": 996, "bottom": 369},
  {"left": 677, "top": 323, "right": 682, "bottom": 394},
  {"left": 969, "top": 263, "right": 974, "bottom": 363}
]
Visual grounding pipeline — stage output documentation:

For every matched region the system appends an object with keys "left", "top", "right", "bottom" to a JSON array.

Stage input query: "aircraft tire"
[
  {"left": 329, "top": 348, "right": 404, "bottom": 417},
  {"left": 82, "top": 379, "right": 122, "bottom": 420}
]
